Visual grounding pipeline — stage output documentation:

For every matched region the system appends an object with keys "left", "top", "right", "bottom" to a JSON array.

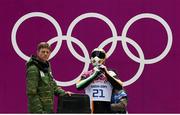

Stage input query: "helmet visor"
[{"left": 91, "top": 51, "right": 106, "bottom": 59}]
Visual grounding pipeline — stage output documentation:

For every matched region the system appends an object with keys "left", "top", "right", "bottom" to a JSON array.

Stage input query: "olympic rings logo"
[{"left": 11, "top": 12, "right": 173, "bottom": 87}]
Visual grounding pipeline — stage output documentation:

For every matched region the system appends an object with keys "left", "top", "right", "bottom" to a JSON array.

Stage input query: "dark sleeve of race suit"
[
  {"left": 105, "top": 69, "right": 123, "bottom": 90},
  {"left": 76, "top": 70, "right": 102, "bottom": 90}
]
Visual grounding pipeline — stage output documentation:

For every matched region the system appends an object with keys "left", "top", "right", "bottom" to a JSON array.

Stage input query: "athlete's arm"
[
  {"left": 99, "top": 65, "right": 123, "bottom": 89},
  {"left": 106, "top": 70, "right": 123, "bottom": 89},
  {"left": 76, "top": 70, "right": 101, "bottom": 90}
]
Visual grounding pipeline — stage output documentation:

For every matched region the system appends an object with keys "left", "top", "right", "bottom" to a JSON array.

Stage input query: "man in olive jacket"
[{"left": 26, "top": 42, "right": 70, "bottom": 113}]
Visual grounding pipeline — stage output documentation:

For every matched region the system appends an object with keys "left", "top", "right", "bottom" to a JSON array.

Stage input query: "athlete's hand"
[
  {"left": 93, "top": 66, "right": 103, "bottom": 77},
  {"left": 98, "top": 65, "right": 108, "bottom": 74}
]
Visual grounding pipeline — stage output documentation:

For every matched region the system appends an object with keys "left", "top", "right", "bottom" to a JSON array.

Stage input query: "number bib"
[{"left": 85, "top": 82, "right": 113, "bottom": 102}]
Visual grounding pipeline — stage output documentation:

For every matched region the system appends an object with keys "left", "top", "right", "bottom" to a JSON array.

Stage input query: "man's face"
[{"left": 37, "top": 48, "right": 51, "bottom": 62}]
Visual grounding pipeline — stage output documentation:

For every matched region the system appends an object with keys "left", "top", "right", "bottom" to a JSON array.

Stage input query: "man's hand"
[{"left": 65, "top": 91, "right": 72, "bottom": 96}]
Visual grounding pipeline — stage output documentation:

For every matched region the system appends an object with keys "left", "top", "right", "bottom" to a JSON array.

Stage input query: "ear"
[{"left": 36, "top": 50, "right": 39, "bottom": 56}]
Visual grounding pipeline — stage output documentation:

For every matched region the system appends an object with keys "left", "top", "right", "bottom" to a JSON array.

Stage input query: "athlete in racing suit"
[{"left": 76, "top": 48, "right": 123, "bottom": 113}]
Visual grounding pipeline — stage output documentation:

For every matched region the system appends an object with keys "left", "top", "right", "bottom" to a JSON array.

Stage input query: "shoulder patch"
[{"left": 40, "top": 71, "right": 45, "bottom": 77}]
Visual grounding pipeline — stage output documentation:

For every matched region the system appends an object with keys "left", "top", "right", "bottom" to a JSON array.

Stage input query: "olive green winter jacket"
[{"left": 26, "top": 56, "right": 65, "bottom": 113}]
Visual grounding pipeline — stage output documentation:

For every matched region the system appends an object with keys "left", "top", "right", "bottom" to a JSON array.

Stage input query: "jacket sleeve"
[
  {"left": 52, "top": 80, "right": 66, "bottom": 96},
  {"left": 26, "top": 65, "right": 44, "bottom": 113},
  {"left": 47, "top": 63, "right": 66, "bottom": 96}
]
